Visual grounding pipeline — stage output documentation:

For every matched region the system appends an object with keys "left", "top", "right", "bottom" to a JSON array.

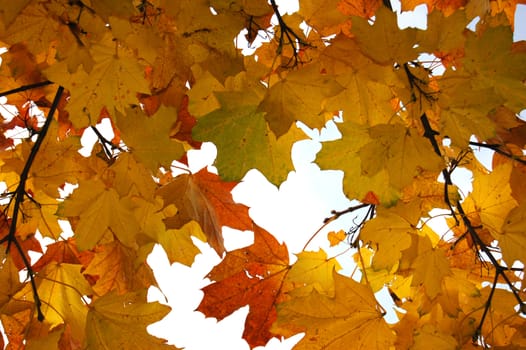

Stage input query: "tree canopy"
[{"left": 0, "top": 0, "right": 525, "bottom": 348}]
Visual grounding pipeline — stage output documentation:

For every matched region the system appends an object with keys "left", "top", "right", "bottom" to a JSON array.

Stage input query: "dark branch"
[
  {"left": 269, "top": 0, "right": 312, "bottom": 67},
  {"left": 469, "top": 141, "right": 526, "bottom": 165},
  {"left": 0, "top": 81, "right": 53, "bottom": 98},
  {"left": 1, "top": 85, "right": 64, "bottom": 322},
  {"left": 419, "top": 111, "right": 526, "bottom": 344}
]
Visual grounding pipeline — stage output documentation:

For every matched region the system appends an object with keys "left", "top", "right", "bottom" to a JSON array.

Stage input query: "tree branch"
[
  {"left": 1, "top": 85, "right": 64, "bottom": 322},
  {"left": 269, "top": 0, "right": 312, "bottom": 67},
  {"left": 0, "top": 81, "right": 53, "bottom": 98},
  {"left": 419, "top": 111, "right": 526, "bottom": 344},
  {"left": 469, "top": 141, "right": 526, "bottom": 166}
]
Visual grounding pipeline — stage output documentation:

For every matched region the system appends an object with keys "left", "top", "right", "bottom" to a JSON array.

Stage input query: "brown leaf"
[{"left": 157, "top": 168, "right": 252, "bottom": 254}]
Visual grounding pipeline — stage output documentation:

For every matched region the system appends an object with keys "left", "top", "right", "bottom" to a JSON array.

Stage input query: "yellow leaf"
[
  {"left": 86, "top": 290, "right": 174, "bottom": 349},
  {"left": 327, "top": 230, "right": 346, "bottom": 247},
  {"left": 60, "top": 180, "right": 141, "bottom": 250},
  {"left": 116, "top": 106, "right": 186, "bottom": 172},
  {"left": 500, "top": 202, "right": 526, "bottom": 265},
  {"left": 360, "top": 204, "right": 415, "bottom": 271},
  {"left": 259, "top": 64, "right": 343, "bottom": 137},
  {"left": 45, "top": 34, "right": 150, "bottom": 126},
  {"left": 359, "top": 124, "right": 443, "bottom": 190},
  {"left": 351, "top": 7, "right": 417, "bottom": 65},
  {"left": 467, "top": 162, "right": 518, "bottom": 238},
  {"left": 316, "top": 121, "right": 400, "bottom": 206},
  {"left": 37, "top": 262, "right": 92, "bottom": 343},
  {"left": 0, "top": 255, "right": 22, "bottom": 309},
  {"left": 273, "top": 272, "right": 395, "bottom": 349},
  {"left": 287, "top": 249, "right": 341, "bottom": 296},
  {"left": 410, "top": 236, "right": 451, "bottom": 299},
  {"left": 159, "top": 221, "right": 206, "bottom": 266},
  {"left": 412, "top": 324, "right": 458, "bottom": 350}
]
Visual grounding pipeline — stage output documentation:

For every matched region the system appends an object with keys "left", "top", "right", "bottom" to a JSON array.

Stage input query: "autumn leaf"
[
  {"left": 36, "top": 262, "right": 93, "bottom": 343},
  {"left": 0, "top": 255, "right": 22, "bottom": 309},
  {"left": 259, "top": 64, "right": 343, "bottom": 137},
  {"left": 45, "top": 33, "right": 151, "bottom": 126},
  {"left": 351, "top": 7, "right": 418, "bottom": 65},
  {"left": 193, "top": 102, "right": 304, "bottom": 185},
  {"left": 499, "top": 202, "right": 526, "bottom": 265},
  {"left": 272, "top": 272, "right": 395, "bottom": 349},
  {"left": 157, "top": 168, "right": 252, "bottom": 254},
  {"left": 116, "top": 106, "right": 186, "bottom": 172},
  {"left": 464, "top": 162, "right": 518, "bottom": 239},
  {"left": 286, "top": 249, "right": 342, "bottom": 296},
  {"left": 83, "top": 241, "right": 156, "bottom": 296},
  {"left": 327, "top": 230, "right": 347, "bottom": 247},
  {"left": 86, "top": 290, "right": 173, "bottom": 349},
  {"left": 197, "top": 223, "right": 290, "bottom": 347},
  {"left": 0, "top": 1, "right": 525, "bottom": 348},
  {"left": 158, "top": 222, "right": 205, "bottom": 266},
  {"left": 360, "top": 202, "right": 418, "bottom": 271},
  {"left": 59, "top": 179, "right": 141, "bottom": 250},
  {"left": 409, "top": 235, "right": 451, "bottom": 299}
]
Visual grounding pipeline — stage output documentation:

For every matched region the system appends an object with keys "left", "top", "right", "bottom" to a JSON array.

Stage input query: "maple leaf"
[
  {"left": 400, "top": 0, "right": 468, "bottom": 15},
  {"left": 159, "top": 225, "right": 204, "bottom": 267},
  {"left": 359, "top": 124, "right": 443, "bottom": 190},
  {"left": 351, "top": 7, "right": 418, "bottom": 65},
  {"left": 116, "top": 106, "right": 186, "bottom": 172},
  {"left": 464, "top": 162, "right": 518, "bottom": 239},
  {"left": 0, "top": 255, "right": 23, "bottom": 309},
  {"left": 36, "top": 262, "right": 93, "bottom": 343},
  {"left": 83, "top": 241, "right": 156, "bottom": 296},
  {"left": 298, "top": 0, "right": 349, "bottom": 36},
  {"left": 286, "top": 250, "right": 342, "bottom": 296},
  {"left": 85, "top": 290, "right": 173, "bottom": 349},
  {"left": 462, "top": 25, "right": 526, "bottom": 111},
  {"left": 157, "top": 168, "right": 252, "bottom": 254},
  {"left": 44, "top": 34, "right": 151, "bottom": 126},
  {"left": 360, "top": 202, "right": 418, "bottom": 271},
  {"left": 320, "top": 35, "right": 402, "bottom": 126},
  {"left": 409, "top": 235, "right": 451, "bottom": 299},
  {"left": 59, "top": 179, "right": 141, "bottom": 250},
  {"left": 272, "top": 272, "right": 395, "bottom": 349},
  {"left": 500, "top": 202, "right": 526, "bottom": 265},
  {"left": 193, "top": 102, "right": 305, "bottom": 185},
  {"left": 259, "top": 64, "right": 343, "bottom": 137},
  {"left": 197, "top": 223, "right": 290, "bottom": 347},
  {"left": 316, "top": 121, "right": 400, "bottom": 206}
]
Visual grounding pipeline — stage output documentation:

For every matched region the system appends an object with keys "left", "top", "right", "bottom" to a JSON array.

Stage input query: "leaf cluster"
[{"left": 0, "top": 0, "right": 525, "bottom": 349}]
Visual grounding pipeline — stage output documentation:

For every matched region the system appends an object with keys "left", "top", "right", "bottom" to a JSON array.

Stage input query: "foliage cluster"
[{"left": 0, "top": 0, "right": 525, "bottom": 348}]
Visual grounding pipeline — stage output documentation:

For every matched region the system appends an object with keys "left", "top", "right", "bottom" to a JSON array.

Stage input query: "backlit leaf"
[
  {"left": 273, "top": 272, "right": 395, "bottom": 349},
  {"left": 86, "top": 290, "right": 173, "bottom": 349}
]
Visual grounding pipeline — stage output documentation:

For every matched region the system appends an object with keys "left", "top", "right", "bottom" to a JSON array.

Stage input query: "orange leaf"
[
  {"left": 197, "top": 223, "right": 290, "bottom": 347},
  {"left": 157, "top": 169, "right": 252, "bottom": 254},
  {"left": 83, "top": 241, "right": 155, "bottom": 296},
  {"left": 32, "top": 239, "right": 83, "bottom": 272},
  {"left": 338, "top": 0, "right": 381, "bottom": 18},
  {"left": 327, "top": 230, "right": 347, "bottom": 247}
]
